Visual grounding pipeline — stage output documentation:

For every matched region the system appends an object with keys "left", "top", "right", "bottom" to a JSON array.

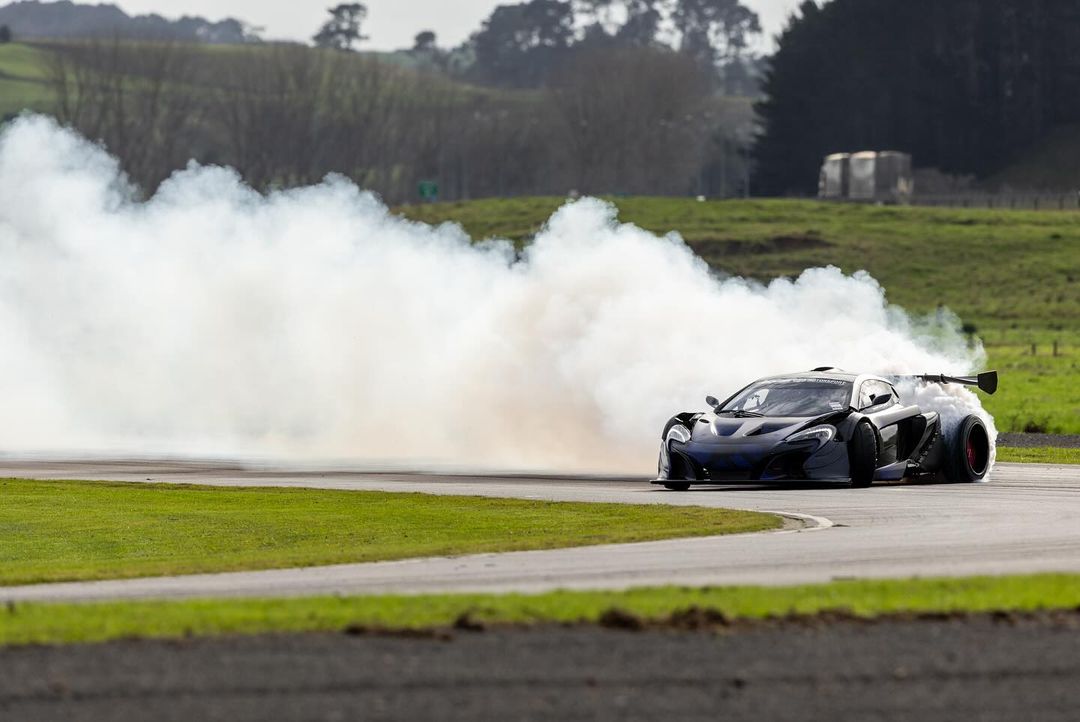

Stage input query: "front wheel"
[
  {"left": 944, "top": 415, "right": 991, "bottom": 482},
  {"left": 849, "top": 421, "right": 878, "bottom": 488},
  {"left": 663, "top": 483, "right": 691, "bottom": 492}
]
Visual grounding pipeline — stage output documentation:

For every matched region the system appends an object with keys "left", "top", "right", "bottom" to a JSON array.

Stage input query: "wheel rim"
[{"left": 965, "top": 423, "right": 990, "bottom": 476}]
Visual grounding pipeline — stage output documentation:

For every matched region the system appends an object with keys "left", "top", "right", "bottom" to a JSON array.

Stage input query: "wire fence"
[{"left": 911, "top": 193, "right": 1080, "bottom": 211}]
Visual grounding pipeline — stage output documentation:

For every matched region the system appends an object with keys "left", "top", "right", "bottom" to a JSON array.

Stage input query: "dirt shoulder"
[{"left": 5, "top": 612, "right": 1080, "bottom": 721}]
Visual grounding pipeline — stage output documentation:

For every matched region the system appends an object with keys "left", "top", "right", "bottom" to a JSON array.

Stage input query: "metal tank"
[
  {"left": 820, "top": 151, "right": 913, "bottom": 203},
  {"left": 818, "top": 153, "right": 850, "bottom": 199},
  {"left": 848, "top": 151, "right": 878, "bottom": 201},
  {"left": 874, "top": 151, "right": 914, "bottom": 203}
]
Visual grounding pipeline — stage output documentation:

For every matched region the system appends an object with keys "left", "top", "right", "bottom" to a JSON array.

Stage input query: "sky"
[{"left": 110, "top": 0, "right": 802, "bottom": 51}]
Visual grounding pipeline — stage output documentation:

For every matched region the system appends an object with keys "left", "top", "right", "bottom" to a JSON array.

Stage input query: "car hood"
[{"left": 688, "top": 414, "right": 817, "bottom": 444}]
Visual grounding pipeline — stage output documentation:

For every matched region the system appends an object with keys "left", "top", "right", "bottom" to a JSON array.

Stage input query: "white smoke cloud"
[
  {"left": 895, "top": 380, "right": 998, "bottom": 473},
  {"left": 0, "top": 115, "right": 994, "bottom": 472}
]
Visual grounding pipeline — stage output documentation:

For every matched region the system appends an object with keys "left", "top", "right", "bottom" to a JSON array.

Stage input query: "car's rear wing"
[{"left": 903, "top": 371, "right": 998, "bottom": 395}]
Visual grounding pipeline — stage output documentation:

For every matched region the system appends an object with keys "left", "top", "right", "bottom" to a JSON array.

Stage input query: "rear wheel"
[
  {"left": 849, "top": 421, "right": 878, "bottom": 488},
  {"left": 944, "top": 415, "right": 991, "bottom": 482},
  {"left": 663, "top": 483, "right": 691, "bottom": 492}
]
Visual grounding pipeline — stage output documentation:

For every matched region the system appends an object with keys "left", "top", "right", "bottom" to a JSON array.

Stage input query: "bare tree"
[
  {"left": 48, "top": 38, "right": 199, "bottom": 190},
  {"left": 40, "top": 38, "right": 748, "bottom": 202},
  {"left": 548, "top": 46, "right": 711, "bottom": 195},
  {"left": 321, "top": 52, "right": 418, "bottom": 195},
  {"left": 212, "top": 45, "right": 334, "bottom": 188}
]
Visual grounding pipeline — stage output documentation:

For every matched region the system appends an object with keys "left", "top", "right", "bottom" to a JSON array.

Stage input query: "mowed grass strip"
[
  {"left": 0, "top": 478, "right": 778, "bottom": 586},
  {"left": 997, "top": 447, "right": 1080, "bottom": 465},
  {"left": 5, "top": 574, "right": 1080, "bottom": 646}
]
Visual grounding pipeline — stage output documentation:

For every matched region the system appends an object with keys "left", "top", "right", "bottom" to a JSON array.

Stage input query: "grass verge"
[
  {"left": 0, "top": 478, "right": 778, "bottom": 586},
  {"left": 5, "top": 574, "right": 1080, "bottom": 646},
  {"left": 996, "top": 447, "right": 1080, "bottom": 465}
]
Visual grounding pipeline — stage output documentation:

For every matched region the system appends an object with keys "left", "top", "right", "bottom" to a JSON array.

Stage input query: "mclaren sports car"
[{"left": 654, "top": 368, "right": 997, "bottom": 490}]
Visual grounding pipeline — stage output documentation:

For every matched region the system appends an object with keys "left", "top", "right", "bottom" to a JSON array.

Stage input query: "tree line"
[
  {"left": 754, "top": 0, "right": 1080, "bottom": 195},
  {"left": 315, "top": 0, "right": 764, "bottom": 96},
  {"left": 0, "top": 0, "right": 255, "bottom": 44},
  {"left": 44, "top": 38, "right": 753, "bottom": 202}
]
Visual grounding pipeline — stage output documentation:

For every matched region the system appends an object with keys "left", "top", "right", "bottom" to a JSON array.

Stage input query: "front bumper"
[{"left": 656, "top": 436, "right": 850, "bottom": 483}]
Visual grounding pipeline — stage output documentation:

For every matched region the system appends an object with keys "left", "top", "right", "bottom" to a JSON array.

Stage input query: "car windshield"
[{"left": 720, "top": 379, "right": 853, "bottom": 418}]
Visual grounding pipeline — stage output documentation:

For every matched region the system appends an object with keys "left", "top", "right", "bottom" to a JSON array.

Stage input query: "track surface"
[
  {"left": 3, "top": 460, "right": 1080, "bottom": 602},
  {"left": 6, "top": 617, "right": 1080, "bottom": 721}
]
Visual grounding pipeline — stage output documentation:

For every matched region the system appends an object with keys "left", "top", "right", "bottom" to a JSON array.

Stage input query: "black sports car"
[{"left": 653, "top": 368, "right": 997, "bottom": 490}]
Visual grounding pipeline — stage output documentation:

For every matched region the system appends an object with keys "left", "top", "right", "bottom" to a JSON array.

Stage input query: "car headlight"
[
  {"left": 666, "top": 424, "right": 692, "bottom": 444},
  {"left": 786, "top": 425, "right": 835, "bottom": 446}
]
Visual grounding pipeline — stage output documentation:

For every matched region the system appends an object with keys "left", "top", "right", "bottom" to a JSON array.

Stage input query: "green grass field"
[
  {"left": 987, "top": 345, "right": 1079, "bottom": 434},
  {"left": 398, "top": 197, "right": 1080, "bottom": 339},
  {"left": 400, "top": 197, "right": 1080, "bottom": 434},
  {"left": 5, "top": 574, "right": 1080, "bottom": 646},
  {"left": 0, "top": 478, "right": 778, "bottom": 586}
]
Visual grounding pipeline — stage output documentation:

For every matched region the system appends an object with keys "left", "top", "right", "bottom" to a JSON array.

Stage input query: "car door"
[{"left": 858, "top": 380, "right": 908, "bottom": 464}]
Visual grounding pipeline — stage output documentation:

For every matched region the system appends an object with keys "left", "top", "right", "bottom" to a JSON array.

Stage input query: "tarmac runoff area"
[{"left": 2, "top": 460, "right": 1080, "bottom": 602}]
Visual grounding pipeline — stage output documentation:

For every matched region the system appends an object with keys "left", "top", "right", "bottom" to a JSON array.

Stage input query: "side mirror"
[
  {"left": 864, "top": 392, "right": 892, "bottom": 410},
  {"left": 706, "top": 396, "right": 720, "bottom": 410}
]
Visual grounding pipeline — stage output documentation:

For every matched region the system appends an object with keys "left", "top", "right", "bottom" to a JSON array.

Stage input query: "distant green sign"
[{"left": 418, "top": 180, "right": 439, "bottom": 202}]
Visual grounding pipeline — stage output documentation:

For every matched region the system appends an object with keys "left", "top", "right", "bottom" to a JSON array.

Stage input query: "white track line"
[{"left": 766, "top": 511, "right": 836, "bottom": 533}]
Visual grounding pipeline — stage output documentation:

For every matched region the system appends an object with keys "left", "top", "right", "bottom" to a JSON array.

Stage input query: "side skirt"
[{"left": 873, "top": 460, "right": 910, "bottom": 481}]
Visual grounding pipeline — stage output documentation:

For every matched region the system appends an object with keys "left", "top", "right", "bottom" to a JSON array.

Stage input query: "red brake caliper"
[{"left": 966, "top": 438, "right": 977, "bottom": 469}]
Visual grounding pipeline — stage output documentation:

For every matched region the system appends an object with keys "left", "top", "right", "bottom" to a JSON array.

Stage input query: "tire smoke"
[{"left": 0, "top": 116, "right": 995, "bottom": 472}]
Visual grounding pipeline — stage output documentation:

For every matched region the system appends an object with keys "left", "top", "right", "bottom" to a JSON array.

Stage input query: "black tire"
[
  {"left": 944, "top": 415, "right": 991, "bottom": 482},
  {"left": 849, "top": 421, "right": 878, "bottom": 488},
  {"left": 663, "top": 483, "right": 692, "bottom": 492}
]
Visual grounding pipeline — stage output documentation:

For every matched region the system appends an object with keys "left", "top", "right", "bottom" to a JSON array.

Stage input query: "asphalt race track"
[
  {"left": 3, "top": 460, "right": 1080, "bottom": 602},
  {"left": 6, "top": 459, "right": 1080, "bottom": 721}
]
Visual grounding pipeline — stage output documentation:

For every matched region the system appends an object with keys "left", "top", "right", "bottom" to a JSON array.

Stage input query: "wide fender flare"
[
  {"left": 661, "top": 412, "right": 700, "bottom": 440},
  {"left": 835, "top": 412, "right": 881, "bottom": 451}
]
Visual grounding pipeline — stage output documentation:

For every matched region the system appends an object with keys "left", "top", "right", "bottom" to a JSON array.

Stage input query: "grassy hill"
[
  {"left": 399, "top": 198, "right": 1080, "bottom": 434},
  {"left": 0, "top": 41, "right": 452, "bottom": 120},
  {"left": 0, "top": 42, "right": 53, "bottom": 117}
]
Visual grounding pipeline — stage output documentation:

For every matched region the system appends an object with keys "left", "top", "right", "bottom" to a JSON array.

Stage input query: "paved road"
[
  {"left": 2, "top": 460, "right": 1080, "bottom": 602},
  {"left": 7, "top": 617, "right": 1080, "bottom": 722}
]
